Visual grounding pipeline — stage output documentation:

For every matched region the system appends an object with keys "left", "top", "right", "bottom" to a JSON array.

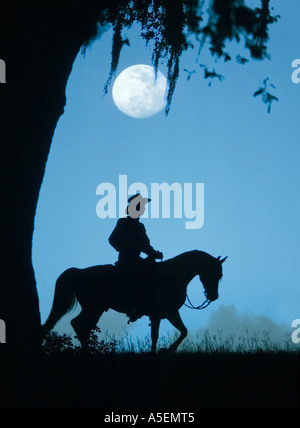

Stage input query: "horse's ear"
[
  {"left": 217, "top": 256, "right": 221, "bottom": 261},
  {"left": 220, "top": 256, "right": 228, "bottom": 264}
]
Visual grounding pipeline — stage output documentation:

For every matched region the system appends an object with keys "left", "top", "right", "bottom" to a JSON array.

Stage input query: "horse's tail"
[{"left": 41, "top": 268, "right": 78, "bottom": 337}]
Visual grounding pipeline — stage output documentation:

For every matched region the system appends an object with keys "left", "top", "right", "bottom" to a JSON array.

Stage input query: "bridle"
[
  {"left": 184, "top": 266, "right": 223, "bottom": 310},
  {"left": 184, "top": 292, "right": 211, "bottom": 310}
]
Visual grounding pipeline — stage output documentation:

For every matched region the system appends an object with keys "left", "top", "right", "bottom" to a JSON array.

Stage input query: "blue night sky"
[{"left": 33, "top": 0, "right": 300, "bottom": 343}]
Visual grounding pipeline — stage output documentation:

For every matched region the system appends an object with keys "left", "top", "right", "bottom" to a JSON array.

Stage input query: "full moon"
[{"left": 112, "top": 64, "right": 167, "bottom": 119}]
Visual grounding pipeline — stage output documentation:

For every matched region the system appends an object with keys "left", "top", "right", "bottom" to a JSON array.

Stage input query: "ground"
[{"left": 1, "top": 350, "right": 299, "bottom": 408}]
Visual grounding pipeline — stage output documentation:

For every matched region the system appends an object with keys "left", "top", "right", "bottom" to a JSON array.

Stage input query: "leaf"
[
  {"left": 224, "top": 53, "right": 231, "bottom": 62},
  {"left": 253, "top": 87, "right": 264, "bottom": 97},
  {"left": 263, "top": 77, "right": 270, "bottom": 86},
  {"left": 236, "top": 55, "right": 249, "bottom": 65}
]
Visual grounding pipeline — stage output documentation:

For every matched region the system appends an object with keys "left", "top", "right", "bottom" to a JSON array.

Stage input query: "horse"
[{"left": 42, "top": 250, "right": 227, "bottom": 353}]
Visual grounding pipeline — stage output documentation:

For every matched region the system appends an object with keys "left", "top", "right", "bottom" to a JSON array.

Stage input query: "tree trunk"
[{"left": 0, "top": 1, "right": 106, "bottom": 354}]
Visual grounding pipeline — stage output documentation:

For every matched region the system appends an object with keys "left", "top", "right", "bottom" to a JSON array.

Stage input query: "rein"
[{"left": 184, "top": 293, "right": 211, "bottom": 310}]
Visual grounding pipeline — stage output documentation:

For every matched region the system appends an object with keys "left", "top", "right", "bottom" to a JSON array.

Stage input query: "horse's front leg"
[
  {"left": 150, "top": 316, "right": 161, "bottom": 354},
  {"left": 167, "top": 310, "right": 188, "bottom": 353}
]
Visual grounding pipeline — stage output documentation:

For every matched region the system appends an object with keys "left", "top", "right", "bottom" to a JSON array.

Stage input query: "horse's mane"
[{"left": 161, "top": 250, "right": 215, "bottom": 267}]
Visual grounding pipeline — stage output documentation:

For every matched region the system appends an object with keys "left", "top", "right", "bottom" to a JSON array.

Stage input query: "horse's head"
[{"left": 199, "top": 255, "right": 227, "bottom": 302}]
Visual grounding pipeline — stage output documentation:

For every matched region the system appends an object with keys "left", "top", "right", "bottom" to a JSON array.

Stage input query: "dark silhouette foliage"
[
  {"left": 88, "top": 0, "right": 280, "bottom": 114},
  {"left": 253, "top": 76, "right": 278, "bottom": 113},
  {"left": 43, "top": 327, "right": 118, "bottom": 356}
]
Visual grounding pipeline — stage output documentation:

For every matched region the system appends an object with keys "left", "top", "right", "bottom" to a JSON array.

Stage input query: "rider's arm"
[{"left": 140, "top": 224, "right": 163, "bottom": 259}]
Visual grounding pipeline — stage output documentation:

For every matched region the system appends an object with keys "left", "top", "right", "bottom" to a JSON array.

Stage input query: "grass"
[
  {"left": 42, "top": 326, "right": 299, "bottom": 355},
  {"left": 1, "top": 328, "right": 299, "bottom": 408}
]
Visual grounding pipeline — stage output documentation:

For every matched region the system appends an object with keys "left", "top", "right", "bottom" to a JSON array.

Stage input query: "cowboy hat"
[{"left": 126, "top": 193, "right": 151, "bottom": 216}]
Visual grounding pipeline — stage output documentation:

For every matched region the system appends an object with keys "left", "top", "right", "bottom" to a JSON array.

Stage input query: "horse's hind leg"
[{"left": 71, "top": 308, "right": 103, "bottom": 351}]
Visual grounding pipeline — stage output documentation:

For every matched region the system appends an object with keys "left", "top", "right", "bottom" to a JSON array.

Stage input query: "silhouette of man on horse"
[{"left": 109, "top": 193, "right": 163, "bottom": 321}]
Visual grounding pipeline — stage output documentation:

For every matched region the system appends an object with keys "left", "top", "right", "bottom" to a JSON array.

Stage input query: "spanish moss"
[{"left": 93, "top": 0, "right": 279, "bottom": 115}]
